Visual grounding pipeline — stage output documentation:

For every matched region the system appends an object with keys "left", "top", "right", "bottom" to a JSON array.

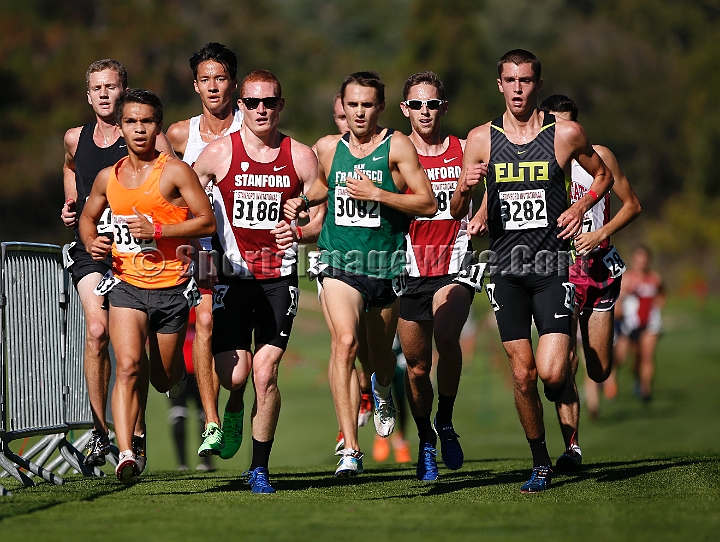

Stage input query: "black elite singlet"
[
  {"left": 73, "top": 123, "right": 127, "bottom": 241},
  {"left": 486, "top": 113, "right": 571, "bottom": 275}
]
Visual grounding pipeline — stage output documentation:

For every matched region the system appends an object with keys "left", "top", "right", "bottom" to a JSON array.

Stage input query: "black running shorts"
[
  {"left": 66, "top": 242, "right": 112, "bottom": 287},
  {"left": 211, "top": 274, "right": 299, "bottom": 354},
  {"left": 319, "top": 267, "right": 398, "bottom": 312},
  {"left": 400, "top": 275, "right": 474, "bottom": 322},
  {"left": 486, "top": 271, "right": 574, "bottom": 342},
  {"left": 107, "top": 279, "right": 191, "bottom": 334}
]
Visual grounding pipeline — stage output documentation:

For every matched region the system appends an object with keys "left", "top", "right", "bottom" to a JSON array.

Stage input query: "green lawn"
[{"left": 1, "top": 288, "right": 719, "bottom": 541}]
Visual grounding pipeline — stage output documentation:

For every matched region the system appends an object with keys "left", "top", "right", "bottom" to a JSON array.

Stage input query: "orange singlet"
[{"left": 107, "top": 152, "right": 190, "bottom": 289}]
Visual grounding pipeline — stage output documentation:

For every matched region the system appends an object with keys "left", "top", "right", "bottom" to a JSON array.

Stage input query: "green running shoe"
[
  {"left": 197, "top": 422, "right": 225, "bottom": 457},
  {"left": 220, "top": 409, "right": 244, "bottom": 460}
]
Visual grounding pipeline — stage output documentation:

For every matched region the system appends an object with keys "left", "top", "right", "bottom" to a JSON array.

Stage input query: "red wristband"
[
  {"left": 295, "top": 226, "right": 303, "bottom": 241},
  {"left": 587, "top": 189, "right": 599, "bottom": 201},
  {"left": 153, "top": 223, "right": 163, "bottom": 239}
]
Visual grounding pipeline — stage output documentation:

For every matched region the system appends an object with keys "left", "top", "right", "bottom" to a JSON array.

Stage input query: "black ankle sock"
[
  {"left": 544, "top": 378, "right": 567, "bottom": 402},
  {"left": 436, "top": 393, "right": 456, "bottom": 427},
  {"left": 249, "top": 438, "right": 274, "bottom": 470},
  {"left": 414, "top": 413, "right": 437, "bottom": 445},
  {"left": 527, "top": 434, "right": 552, "bottom": 467}
]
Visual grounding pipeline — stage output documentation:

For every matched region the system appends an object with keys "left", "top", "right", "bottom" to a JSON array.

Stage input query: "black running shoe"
[{"left": 84, "top": 430, "right": 110, "bottom": 467}]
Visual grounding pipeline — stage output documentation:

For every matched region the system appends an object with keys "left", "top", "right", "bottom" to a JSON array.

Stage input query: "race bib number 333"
[
  {"left": 113, "top": 214, "right": 156, "bottom": 253},
  {"left": 335, "top": 186, "right": 380, "bottom": 227},
  {"left": 500, "top": 189, "right": 548, "bottom": 230},
  {"left": 232, "top": 190, "right": 281, "bottom": 230}
]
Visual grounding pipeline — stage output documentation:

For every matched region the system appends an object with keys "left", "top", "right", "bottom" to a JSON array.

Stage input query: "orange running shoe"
[
  {"left": 358, "top": 392, "right": 373, "bottom": 427},
  {"left": 334, "top": 430, "right": 345, "bottom": 454},
  {"left": 392, "top": 435, "right": 411, "bottom": 463},
  {"left": 372, "top": 434, "right": 391, "bottom": 462}
]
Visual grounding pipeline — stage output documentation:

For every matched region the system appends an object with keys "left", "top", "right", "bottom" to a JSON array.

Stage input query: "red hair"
[{"left": 240, "top": 69, "right": 282, "bottom": 97}]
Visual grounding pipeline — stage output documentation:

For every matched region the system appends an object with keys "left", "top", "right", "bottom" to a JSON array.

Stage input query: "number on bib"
[
  {"left": 232, "top": 190, "right": 281, "bottom": 230},
  {"left": 183, "top": 278, "right": 202, "bottom": 308},
  {"left": 335, "top": 186, "right": 380, "bottom": 227},
  {"left": 562, "top": 282, "right": 576, "bottom": 311},
  {"left": 391, "top": 272, "right": 408, "bottom": 296},
  {"left": 112, "top": 215, "right": 156, "bottom": 253},
  {"left": 417, "top": 181, "right": 456, "bottom": 221},
  {"left": 94, "top": 270, "right": 120, "bottom": 296},
  {"left": 287, "top": 286, "right": 300, "bottom": 316},
  {"left": 455, "top": 262, "right": 487, "bottom": 292},
  {"left": 499, "top": 189, "right": 548, "bottom": 230},
  {"left": 485, "top": 283, "right": 500, "bottom": 312},
  {"left": 97, "top": 206, "right": 114, "bottom": 234},
  {"left": 602, "top": 246, "right": 626, "bottom": 279},
  {"left": 212, "top": 285, "right": 230, "bottom": 311}
]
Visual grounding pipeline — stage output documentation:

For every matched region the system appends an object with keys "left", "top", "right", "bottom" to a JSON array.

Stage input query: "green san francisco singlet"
[{"left": 317, "top": 129, "right": 409, "bottom": 280}]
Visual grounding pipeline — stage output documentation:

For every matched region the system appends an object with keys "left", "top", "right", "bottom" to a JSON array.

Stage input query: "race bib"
[
  {"left": 63, "top": 242, "right": 76, "bottom": 269},
  {"left": 335, "top": 186, "right": 380, "bottom": 227},
  {"left": 499, "top": 189, "right": 548, "bottom": 230},
  {"left": 391, "top": 271, "right": 408, "bottom": 296},
  {"left": 182, "top": 278, "right": 202, "bottom": 308},
  {"left": 602, "top": 246, "right": 626, "bottom": 279},
  {"left": 562, "top": 282, "right": 576, "bottom": 311},
  {"left": 94, "top": 270, "right": 120, "bottom": 296},
  {"left": 455, "top": 262, "right": 487, "bottom": 292},
  {"left": 581, "top": 210, "right": 595, "bottom": 234},
  {"left": 232, "top": 190, "right": 281, "bottom": 230},
  {"left": 212, "top": 285, "right": 230, "bottom": 311},
  {"left": 307, "top": 256, "right": 329, "bottom": 281},
  {"left": 287, "top": 286, "right": 300, "bottom": 316},
  {"left": 417, "top": 181, "right": 455, "bottom": 221},
  {"left": 112, "top": 214, "right": 156, "bottom": 253},
  {"left": 485, "top": 283, "right": 500, "bottom": 312},
  {"left": 97, "top": 206, "right": 114, "bottom": 234}
]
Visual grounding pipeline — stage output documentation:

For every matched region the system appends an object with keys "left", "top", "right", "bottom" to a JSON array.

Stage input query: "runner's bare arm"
[
  {"left": 128, "top": 160, "right": 216, "bottom": 240},
  {"left": 468, "top": 192, "right": 489, "bottom": 237},
  {"left": 166, "top": 120, "right": 191, "bottom": 158},
  {"left": 79, "top": 168, "right": 113, "bottom": 260},
  {"left": 346, "top": 133, "right": 436, "bottom": 217},
  {"left": 556, "top": 120, "right": 614, "bottom": 239},
  {"left": 62, "top": 127, "right": 82, "bottom": 228},
  {"left": 274, "top": 141, "right": 321, "bottom": 249},
  {"left": 193, "top": 137, "right": 233, "bottom": 190},
  {"left": 574, "top": 145, "right": 642, "bottom": 255},
  {"left": 451, "top": 124, "right": 490, "bottom": 219}
]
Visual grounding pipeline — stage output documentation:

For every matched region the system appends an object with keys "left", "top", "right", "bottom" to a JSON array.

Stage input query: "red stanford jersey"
[
  {"left": 406, "top": 136, "right": 471, "bottom": 277},
  {"left": 213, "top": 132, "right": 301, "bottom": 279}
]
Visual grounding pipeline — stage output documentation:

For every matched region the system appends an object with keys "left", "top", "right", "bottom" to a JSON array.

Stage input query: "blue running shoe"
[
  {"left": 371, "top": 373, "right": 396, "bottom": 437},
  {"left": 335, "top": 449, "right": 364, "bottom": 477},
  {"left": 244, "top": 467, "right": 276, "bottom": 494},
  {"left": 416, "top": 442, "right": 439, "bottom": 481},
  {"left": 434, "top": 417, "right": 464, "bottom": 470},
  {"left": 520, "top": 466, "right": 553, "bottom": 493}
]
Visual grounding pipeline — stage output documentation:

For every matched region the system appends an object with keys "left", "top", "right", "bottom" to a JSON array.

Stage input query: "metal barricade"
[{"left": 0, "top": 243, "right": 94, "bottom": 491}]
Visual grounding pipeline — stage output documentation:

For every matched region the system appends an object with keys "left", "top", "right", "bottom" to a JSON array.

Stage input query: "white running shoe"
[
  {"left": 371, "top": 373, "right": 396, "bottom": 438},
  {"left": 115, "top": 450, "right": 139, "bottom": 485},
  {"left": 335, "top": 449, "right": 364, "bottom": 478}
]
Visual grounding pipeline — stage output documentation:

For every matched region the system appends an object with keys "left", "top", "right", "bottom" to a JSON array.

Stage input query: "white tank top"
[
  {"left": 570, "top": 159, "right": 610, "bottom": 252},
  {"left": 182, "top": 110, "right": 244, "bottom": 250}
]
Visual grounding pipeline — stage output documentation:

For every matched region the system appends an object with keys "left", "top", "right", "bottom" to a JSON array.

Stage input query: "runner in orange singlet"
[{"left": 80, "top": 89, "right": 216, "bottom": 484}]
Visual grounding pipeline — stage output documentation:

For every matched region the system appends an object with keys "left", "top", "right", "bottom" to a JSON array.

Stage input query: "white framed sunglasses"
[{"left": 402, "top": 99, "right": 445, "bottom": 110}]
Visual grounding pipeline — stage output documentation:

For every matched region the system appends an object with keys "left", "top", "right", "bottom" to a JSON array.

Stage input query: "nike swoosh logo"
[
  {"left": 249, "top": 222, "right": 259, "bottom": 227},
  {"left": 280, "top": 331, "right": 288, "bottom": 337},
  {"left": 273, "top": 165, "right": 286, "bottom": 171},
  {"left": 372, "top": 156, "right": 384, "bottom": 161},
  {"left": 144, "top": 191, "right": 152, "bottom": 195},
  {"left": 554, "top": 313, "right": 569, "bottom": 318},
  {"left": 444, "top": 157, "right": 457, "bottom": 163},
  {"left": 119, "top": 145, "right": 127, "bottom": 148},
  {"left": 518, "top": 150, "right": 527, "bottom": 155}
]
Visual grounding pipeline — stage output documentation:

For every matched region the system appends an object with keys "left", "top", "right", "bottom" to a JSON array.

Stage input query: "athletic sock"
[
  {"left": 527, "top": 434, "right": 552, "bottom": 467},
  {"left": 413, "top": 413, "right": 437, "bottom": 446},
  {"left": 435, "top": 393, "right": 457, "bottom": 427},
  {"left": 372, "top": 378, "right": 391, "bottom": 400},
  {"left": 249, "top": 438, "right": 274, "bottom": 470}
]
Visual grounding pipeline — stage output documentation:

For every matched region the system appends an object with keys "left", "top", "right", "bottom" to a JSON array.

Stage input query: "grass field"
[{"left": 1, "top": 286, "right": 719, "bottom": 541}]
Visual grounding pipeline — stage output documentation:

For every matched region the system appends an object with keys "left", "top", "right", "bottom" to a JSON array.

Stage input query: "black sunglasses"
[
  {"left": 241, "top": 97, "right": 281, "bottom": 110},
  {"left": 402, "top": 99, "right": 445, "bottom": 110}
]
